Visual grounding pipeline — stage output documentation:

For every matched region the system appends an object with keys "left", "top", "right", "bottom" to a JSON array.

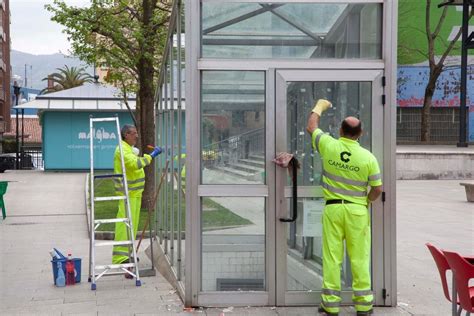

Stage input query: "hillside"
[{"left": 11, "top": 50, "right": 94, "bottom": 90}]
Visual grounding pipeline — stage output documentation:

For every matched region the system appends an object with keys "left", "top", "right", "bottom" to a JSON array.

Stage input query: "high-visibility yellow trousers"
[
  {"left": 320, "top": 203, "right": 373, "bottom": 314},
  {"left": 112, "top": 197, "right": 141, "bottom": 264}
]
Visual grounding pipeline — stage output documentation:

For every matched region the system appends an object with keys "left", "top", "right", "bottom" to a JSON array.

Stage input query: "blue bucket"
[{"left": 51, "top": 257, "right": 82, "bottom": 285}]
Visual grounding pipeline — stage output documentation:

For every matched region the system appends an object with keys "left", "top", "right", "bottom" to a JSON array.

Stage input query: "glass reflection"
[
  {"left": 201, "top": 71, "right": 265, "bottom": 184},
  {"left": 202, "top": 3, "right": 382, "bottom": 59},
  {"left": 201, "top": 197, "right": 266, "bottom": 292}
]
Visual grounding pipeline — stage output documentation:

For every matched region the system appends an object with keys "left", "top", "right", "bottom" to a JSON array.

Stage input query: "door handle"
[{"left": 280, "top": 157, "right": 298, "bottom": 223}]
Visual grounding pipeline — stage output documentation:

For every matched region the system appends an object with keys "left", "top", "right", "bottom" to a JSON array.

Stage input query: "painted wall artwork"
[{"left": 397, "top": 0, "right": 474, "bottom": 141}]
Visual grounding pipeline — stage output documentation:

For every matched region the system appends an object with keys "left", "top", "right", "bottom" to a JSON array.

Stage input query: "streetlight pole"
[
  {"left": 458, "top": 0, "right": 470, "bottom": 147},
  {"left": 13, "top": 82, "right": 21, "bottom": 169}
]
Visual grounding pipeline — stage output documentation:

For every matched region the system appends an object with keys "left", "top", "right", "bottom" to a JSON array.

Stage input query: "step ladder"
[{"left": 87, "top": 116, "right": 141, "bottom": 290}]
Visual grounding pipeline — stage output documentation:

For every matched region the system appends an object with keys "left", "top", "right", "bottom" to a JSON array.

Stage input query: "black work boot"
[
  {"left": 318, "top": 306, "right": 339, "bottom": 316},
  {"left": 356, "top": 309, "right": 374, "bottom": 316}
]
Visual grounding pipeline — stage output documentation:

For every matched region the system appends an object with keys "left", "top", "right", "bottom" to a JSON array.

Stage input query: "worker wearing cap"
[
  {"left": 112, "top": 124, "right": 162, "bottom": 265},
  {"left": 306, "top": 100, "right": 383, "bottom": 316}
]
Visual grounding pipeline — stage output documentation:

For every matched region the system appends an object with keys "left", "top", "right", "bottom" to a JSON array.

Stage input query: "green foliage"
[
  {"left": 1, "top": 139, "right": 17, "bottom": 153},
  {"left": 41, "top": 65, "right": 93, "bottom": 94},
  {"left": 45, "top": 0, "right": 171, "bottom": 98},
  {"left": 47, "top": 0, "right": 173, "bottom": 210}
]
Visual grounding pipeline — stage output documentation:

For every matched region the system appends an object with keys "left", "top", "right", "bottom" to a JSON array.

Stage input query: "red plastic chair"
[
  {"left": 426, "top": 243, "right": 456, "bottom": 303},
  {"left": 443, "top": 250, "right": 474, "bottom": 315}
]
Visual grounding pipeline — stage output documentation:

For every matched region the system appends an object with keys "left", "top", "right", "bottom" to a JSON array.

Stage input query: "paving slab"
[
  {"left": 1, "top": 170, "right": 470, "bottom": 315},
  {"left": 0, "top": 171, "right": 174, "bottom": 316}
]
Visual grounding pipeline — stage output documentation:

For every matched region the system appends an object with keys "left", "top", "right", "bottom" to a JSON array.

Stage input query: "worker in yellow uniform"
[
  {"left": 306, "top": 100, "right": 383, "bottom": 316},
  {"left": 112, "top": 124, "right": 162, "bottom": 266}
]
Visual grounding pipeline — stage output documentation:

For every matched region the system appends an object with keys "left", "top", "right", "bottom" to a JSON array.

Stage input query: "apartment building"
[{"left": 0, "top": 0, "right": 10, "bottom": 134}]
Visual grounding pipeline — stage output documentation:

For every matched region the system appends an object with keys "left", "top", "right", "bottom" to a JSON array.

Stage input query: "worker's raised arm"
[{"left": 306, "top": 112, "right": 321, "bottom": 136}]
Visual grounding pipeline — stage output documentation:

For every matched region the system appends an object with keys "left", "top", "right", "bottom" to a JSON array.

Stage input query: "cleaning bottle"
[
  {"left": 56, "top": 261, "right": 66, "bottom": 287},
  {"left": 66, "top": 253, "right": 75, "bottom": 285}
]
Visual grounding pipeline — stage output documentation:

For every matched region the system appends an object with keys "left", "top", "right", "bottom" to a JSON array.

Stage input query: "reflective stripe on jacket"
[
  {"left": 114, "top": 141, "right": 152, "bottom": 197},
  {"left": 311, "top": 128, "right": 382, "bottom": 205}
]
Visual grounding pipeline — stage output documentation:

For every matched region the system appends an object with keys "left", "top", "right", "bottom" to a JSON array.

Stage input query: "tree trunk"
[
  {"left": 138, "top": 0, "right": 157, "bottom": 213},
  {"left": 421, "top": 67, "right": 441, "bottom": 142},
  {"left": 138, "top": 66, "right": 156, "bottom": 212},
  {"left": 421, "top": 81, "right": 435, "bottom": 142}
]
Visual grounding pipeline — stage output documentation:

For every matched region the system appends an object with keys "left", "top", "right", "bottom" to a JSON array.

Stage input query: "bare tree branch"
[
  {"left": 437, "top": 7, "right": 474, "bottom": 67},
  {"left": 426, "top": 0, "right": 432, "bottom": 41},
  {"left": 433, "top": 7, "right": 448, "bottom": 39}
]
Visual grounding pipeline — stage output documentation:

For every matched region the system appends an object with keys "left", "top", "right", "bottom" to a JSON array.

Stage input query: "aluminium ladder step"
[
  {"left": 95, "top": 240, "right": 133, "bottom": 247},
  {"left": 94, "top": 196, "right": 127, "bottom": 202},
  {"left": 90, "top": 118, "right": 118, "bottom": 122},
  {"left": 95, "top": 263, "right": 135, "bottom": 270},
  {"left": 94, "top": 174, "right": 124, "bottom": 179},
  {"left": 94, "top": 218, "right": 129, "bottom": 225}
]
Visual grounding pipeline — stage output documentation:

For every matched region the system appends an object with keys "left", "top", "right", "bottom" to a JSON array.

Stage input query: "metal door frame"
[{"left": 274, "top": 69, "right": 385, "bottom": 306}]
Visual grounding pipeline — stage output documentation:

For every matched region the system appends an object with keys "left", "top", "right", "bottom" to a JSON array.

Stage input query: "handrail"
[
  {"left": 202, "top": 127, "right": 264, "bottom": 169},
  {"left": 203, "top": 127, "right": 264, "bottom": 150}
]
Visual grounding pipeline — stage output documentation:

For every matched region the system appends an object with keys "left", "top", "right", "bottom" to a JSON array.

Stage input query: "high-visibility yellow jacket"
[
  {"left": 311, "top": 128, "right": 382, "bottom": 205},
  {"left": 114, "top": 141, "right": 152, "bottom": 197}
]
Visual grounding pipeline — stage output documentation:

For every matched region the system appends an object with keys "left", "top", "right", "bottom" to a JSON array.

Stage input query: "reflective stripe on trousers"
[
  {"left": 321, "top": 287, "right": 341, "bottom": 314},
  {"left": 112, "top": 196, "right": 142, "bottom": 264}
]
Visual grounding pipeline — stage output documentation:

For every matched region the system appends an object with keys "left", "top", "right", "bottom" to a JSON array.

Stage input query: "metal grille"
[
  {"left": 397, "top": 107, "right": 460, "bottom": 143},
  {"left": 216, "top": 278, "right": 265, "bottom": 291},
  {"left": 20, "top": 146, "right": 43, "bottom": 170}
]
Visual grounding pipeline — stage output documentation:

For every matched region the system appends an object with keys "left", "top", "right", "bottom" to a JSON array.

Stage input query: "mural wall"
[{"left": 398, "top": 1, "right": 474, "bottom": 142}]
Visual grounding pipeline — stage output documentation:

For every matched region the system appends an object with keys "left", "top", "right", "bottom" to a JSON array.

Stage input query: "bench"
[{"left": 460, "top": 182, "right": 474, "bottom": 202}]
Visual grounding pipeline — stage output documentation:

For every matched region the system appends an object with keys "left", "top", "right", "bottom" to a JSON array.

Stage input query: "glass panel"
[
  {"left": 202, "top": 3, "right": 382, "bottom": 59},
  {"left": 286, "top": 81, "right": 372, "bottom": 178},
  {"left": 179, "top": 3, "right": 186, "bottom": 282},
  {"left": 201, "top": 197, "right": 266, "bottom": 292},
  {"left": 284, "top": 80, "right": 373, "bottom": 292},
  {"left": 286, "top": 197, "right": 324, "bottom": 291},
  {"left": 170, "top": 32, "right": 176, "bottom": 266},
  {"left": 201, "top": 71, "right": 265, "bottom": 184}
]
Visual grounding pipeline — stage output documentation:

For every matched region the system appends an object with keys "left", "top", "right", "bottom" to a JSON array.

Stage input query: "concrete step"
[
  {"left": 396, "top": 148, "right": 474, "bottom": 180},
  {"left": 228, "top": 162, "right": 264, "bottom": 174},
  {"left": 248, "top": 154, "right": 265, "bottom": 162},
  {"left": 215, "top": 166, "right": 256, "bottom": 179},
  {"left": 239, "top": 158, "right": 265, "bottom": 168}
]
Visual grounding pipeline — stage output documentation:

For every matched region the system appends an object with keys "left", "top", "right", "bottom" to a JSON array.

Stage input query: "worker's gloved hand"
[
  {"left": 311, "top": 99, "right": 332, "bottom": 116},
  {"left": 132, "top": 147, "right": 140, "bottom": 156},
  {"left": 150, "top": 146, "right": 162, "bottom": 158}
]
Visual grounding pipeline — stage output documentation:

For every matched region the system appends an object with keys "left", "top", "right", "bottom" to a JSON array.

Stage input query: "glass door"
[{"left": 274, "top": 70, "right": 384, "bottom": 306}]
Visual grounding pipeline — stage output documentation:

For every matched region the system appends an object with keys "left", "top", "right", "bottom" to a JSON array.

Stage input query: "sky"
[{"left": 10, "top": 0, "right": 89, "bottom": 55}]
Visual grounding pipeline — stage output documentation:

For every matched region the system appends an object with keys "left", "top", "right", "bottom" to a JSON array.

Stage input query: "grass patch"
[
  {"left": 91, "top": 174, "right": 252, "bottom": 232},
  {"left": 202, "top": 198, "right": 252, "bottom": 230},
  {"left": 91, "top": 177, "right": 155, "bottom": 232}
]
